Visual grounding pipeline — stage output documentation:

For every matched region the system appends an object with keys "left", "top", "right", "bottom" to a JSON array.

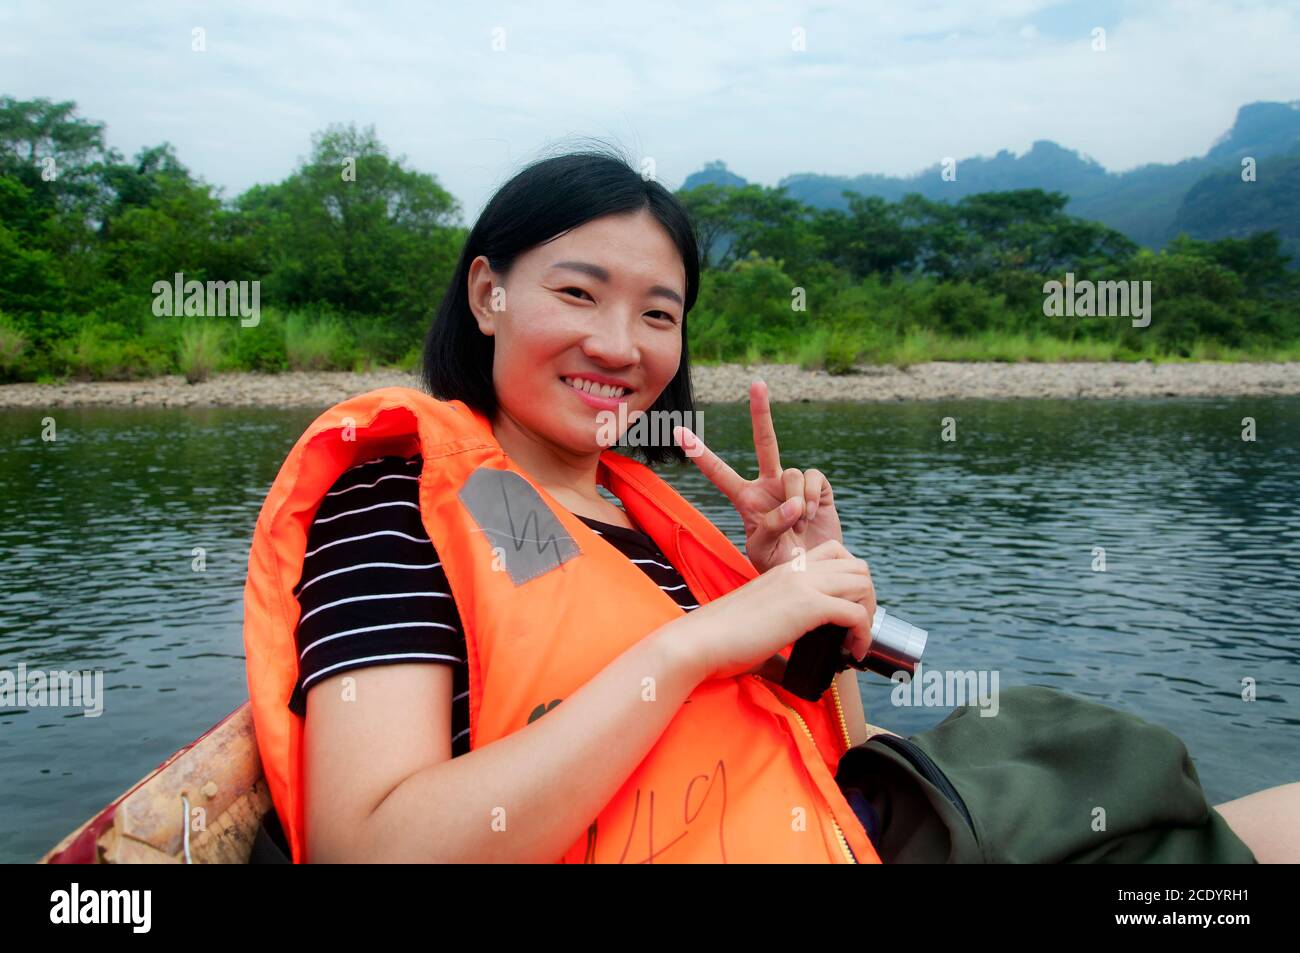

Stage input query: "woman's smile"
[{"left": 561, "top": 374, "right": 635, "bottom": 410}]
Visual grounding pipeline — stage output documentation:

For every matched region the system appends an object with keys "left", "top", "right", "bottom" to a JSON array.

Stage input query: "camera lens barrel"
[{"left": 849, "top": 606, "right": 928, "bottom": 679}]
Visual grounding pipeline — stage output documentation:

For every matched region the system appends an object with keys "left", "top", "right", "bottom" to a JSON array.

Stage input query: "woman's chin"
[
  {"left": 542, "top": 421, "right": 619, "bottom": 457},
  {"left": 561, "top": 407, "right": 638, "bottom": 449}
]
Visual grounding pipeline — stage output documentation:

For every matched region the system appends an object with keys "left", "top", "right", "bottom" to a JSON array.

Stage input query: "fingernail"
[
  {"left": 808, "top": 501, "right": 817, "bottom": 521},
  {"left": 780, "top": 499, "right": 799, "bottom": 519}
]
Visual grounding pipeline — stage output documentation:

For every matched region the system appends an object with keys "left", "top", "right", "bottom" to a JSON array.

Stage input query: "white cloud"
[{"left": 1, "top": 0, "right": 1296, "bottom": 216}]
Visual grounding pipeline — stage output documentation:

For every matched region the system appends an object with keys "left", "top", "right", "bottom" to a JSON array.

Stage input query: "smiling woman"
[{"left": 238, "top": 146, "right": 889, "bottom": 864}]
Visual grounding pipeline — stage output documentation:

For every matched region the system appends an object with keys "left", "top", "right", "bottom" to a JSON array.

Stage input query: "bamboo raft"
[{"left": 40, "top": 703, "right": 270, "bottom": 864}]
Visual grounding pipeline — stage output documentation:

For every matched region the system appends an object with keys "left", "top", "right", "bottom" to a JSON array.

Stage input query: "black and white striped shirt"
[{"left": 287, "top": 454, "right": 702, "bottom": 756}]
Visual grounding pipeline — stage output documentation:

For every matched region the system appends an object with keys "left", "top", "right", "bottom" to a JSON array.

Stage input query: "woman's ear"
[
  {"left": 472, "top": 305, "right": 495, "bottom": 337},
  {"left": 466, "top": 256, "right": 499, "bottom": 337}
]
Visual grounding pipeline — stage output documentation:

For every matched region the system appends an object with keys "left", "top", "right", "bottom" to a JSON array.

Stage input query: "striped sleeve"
[{"left": 287, "top": 454, "right": 468, "bottom": 723}]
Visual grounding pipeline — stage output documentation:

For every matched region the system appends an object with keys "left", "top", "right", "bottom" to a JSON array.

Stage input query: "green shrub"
[
  {"left": 795, "top": 327, "right": 861, "bottom": 374},
  {"left": 794, "top": 327, "right": 830, "bottom": 370},
  {"left": 396, "top": 343, "right": 422, "bottom": 373},
  {"left": 0, "top": 311, "right": 27, "bottom": 381},
  {"left": 285, "top": 312, "right": 356, "bottom": 371},
  {"left": 178, "top": 322, "right": 225, "bottom": 383},
  {"left": 824, "top": 331, "right": 860, "bottom": 374},
  {"left": 50, "top": 321, "right": 169, "bottom": 380},
  {"left": 922, "top": 281, "right": 1000, "bottom": 336},
  {"left": 228, "top": 313, "right": 289, "bottom": 372},
  {"left": 352, "top": 317, "right": 418, "bottom": 365},
  {"left": 685, "top": 310, "right": 732, "bottom": 362}
]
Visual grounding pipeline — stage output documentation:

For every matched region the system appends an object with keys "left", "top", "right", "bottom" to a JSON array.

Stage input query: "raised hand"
[{"left": 673, "top": 379, "right": 844, "bottom": 575}]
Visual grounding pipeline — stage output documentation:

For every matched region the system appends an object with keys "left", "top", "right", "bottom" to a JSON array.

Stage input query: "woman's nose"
[{"left": 581, "top": 313, "right": 640, "bottom": 365}]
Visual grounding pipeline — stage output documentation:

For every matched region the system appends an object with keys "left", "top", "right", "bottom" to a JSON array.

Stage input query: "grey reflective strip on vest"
[{"left": 457, "top": 467, "right": 581, "bottom": 585}]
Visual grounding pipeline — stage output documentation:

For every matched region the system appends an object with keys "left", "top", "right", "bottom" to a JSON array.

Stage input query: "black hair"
[{"left": 421, "top": 142, "right": 700, "bottom": 466}]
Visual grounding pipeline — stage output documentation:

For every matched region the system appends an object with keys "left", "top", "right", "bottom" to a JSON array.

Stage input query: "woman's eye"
[{"left": 560, "top": 287, "right": 674, "bottom": 323}]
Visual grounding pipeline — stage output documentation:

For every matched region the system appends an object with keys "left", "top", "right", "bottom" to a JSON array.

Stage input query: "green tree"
[
  {"left": 676, "top": 183, "right": 736, "bottom": 270},
  {"left": 237, "top": 123, "right": 461, "bottom": 322},
  {"left": 1165, "top": 232, "right": 1293, "bottom": 295},
  {"left": 0, "top": 177, "right": 65, "bottom": 315},
  {"left": 0, "top": 96, "right": 118, "bottom": 312},
  {"left": 0, "top": 95, "right": 113, "bottom": 219},
  {"left": 812, "top": 193, "right": 918, "bottom": 278}
]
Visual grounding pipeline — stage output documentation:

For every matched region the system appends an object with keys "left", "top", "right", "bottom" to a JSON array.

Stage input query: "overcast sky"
[{"left": 3, "top": 0, "right": 1298, "bottom": 221}]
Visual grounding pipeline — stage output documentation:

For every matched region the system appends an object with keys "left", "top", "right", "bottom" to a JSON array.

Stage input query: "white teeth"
[{"left": 563, "top": 376, "right": 626, "bottom": 398}]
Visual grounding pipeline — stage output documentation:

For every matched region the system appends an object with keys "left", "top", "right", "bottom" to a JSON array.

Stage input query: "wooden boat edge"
[{"left": 39, "top": 701, "right": 272, "bottom": 864}]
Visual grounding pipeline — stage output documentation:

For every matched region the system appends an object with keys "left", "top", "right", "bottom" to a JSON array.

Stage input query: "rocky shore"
[{"left": 2, "top": 361, "right": 1299, "bottom": 409}]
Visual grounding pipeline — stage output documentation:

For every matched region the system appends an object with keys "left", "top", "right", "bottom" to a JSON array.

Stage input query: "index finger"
[
  {"left": 674, "top": 426, "right": 747, "bottom": 503},
  {"left": 750, "top": 379, "right": 782, "bottom": 480}
]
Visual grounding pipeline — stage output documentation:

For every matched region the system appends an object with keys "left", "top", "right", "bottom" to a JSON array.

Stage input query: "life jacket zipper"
[
  {"left": 769, "top": 685, "right": 858, "bottom": 864},
  {"left": 869, "top": 732, "right": 977, "bottom": 837},
  {"left": 829, "top": 677, "right": 853, "bottom": 751},
  {"left": 668, "top": 522, "right": 859, "bottom": 863}
]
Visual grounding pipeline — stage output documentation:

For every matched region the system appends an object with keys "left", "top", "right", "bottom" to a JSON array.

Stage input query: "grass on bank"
[
  {"left": 2, "top": 307, "right": 426, "bottom": 384},
  {"left": 712, "top": 328, "right": 1300, "bottom": 373},
  {"left": 4, "top": 306, "right": 1300, "bottom": 385},
  {"left": 178, "top": 322, "right": 224, "bottom": 383}
]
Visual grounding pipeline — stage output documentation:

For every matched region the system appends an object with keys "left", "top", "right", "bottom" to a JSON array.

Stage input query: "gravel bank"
[{"left": 2, "top": 362, "right": 1299, "bottom": 409}]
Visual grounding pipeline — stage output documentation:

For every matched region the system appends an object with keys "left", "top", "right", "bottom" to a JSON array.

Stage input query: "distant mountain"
[
  {"left": 688, "top": 100, "right": 1300, "bottom": 257},
  {"left": 1173, "top": 152, "right": 1300, "bottom": 264},
  {"left": 683, "top": 159, "right": 748, "bottom": 190},
  {"left": 1205, "top": 101, "right": 1300, "bottom": 161}
]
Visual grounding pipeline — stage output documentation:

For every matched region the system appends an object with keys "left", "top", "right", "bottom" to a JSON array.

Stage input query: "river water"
[{"left": 1, "top": 396, "right": 1297, "bottom": 862}]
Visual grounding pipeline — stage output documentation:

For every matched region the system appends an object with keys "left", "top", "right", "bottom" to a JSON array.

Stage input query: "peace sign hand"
[{"left": 673, "top": 379, "right": 845, "bottom": 576}]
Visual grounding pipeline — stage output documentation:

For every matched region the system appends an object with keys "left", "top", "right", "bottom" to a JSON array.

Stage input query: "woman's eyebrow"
[{"left": 548, "top": 260, "right": 683, "bottom": 306}]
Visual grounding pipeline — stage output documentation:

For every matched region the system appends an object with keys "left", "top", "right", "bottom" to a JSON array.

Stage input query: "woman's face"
[{"left": 468, "top": 208, "right": 686, "bottom": 459}]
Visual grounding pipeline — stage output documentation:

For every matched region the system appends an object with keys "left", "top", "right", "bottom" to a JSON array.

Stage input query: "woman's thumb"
[
  {"left": 768, "top": 497, "right": 803, "bottom": 534},
  {"left": 750, "top": 498, "right": 801, "bottom": 555}
]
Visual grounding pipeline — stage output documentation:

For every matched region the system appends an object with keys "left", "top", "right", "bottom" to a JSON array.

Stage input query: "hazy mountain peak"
[{"left": 683, "top": 100, "right": 1300, "bottom": 254}]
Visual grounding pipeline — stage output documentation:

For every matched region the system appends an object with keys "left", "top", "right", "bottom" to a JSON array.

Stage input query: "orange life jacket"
[{"left": 242, "top": 387, "right": 879, "bottom": 864}]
